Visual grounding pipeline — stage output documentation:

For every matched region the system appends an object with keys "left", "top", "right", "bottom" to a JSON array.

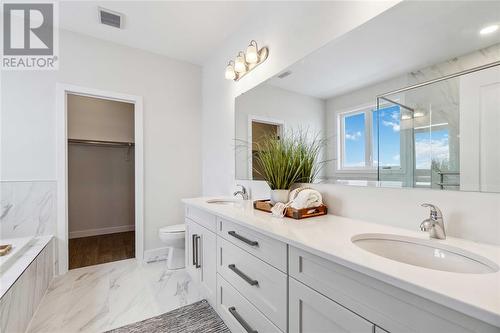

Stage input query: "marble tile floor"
[{"left": 26, "top": 258, "right": 203, "bottom": 333}]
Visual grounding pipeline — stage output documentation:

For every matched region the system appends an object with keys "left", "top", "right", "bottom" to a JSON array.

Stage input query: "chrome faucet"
[
  {"left": 233, "top": 184, "right": 249, "bottom": 200},
  {"left": 420, "top": 203, "right": 446, "bottom": 239}
]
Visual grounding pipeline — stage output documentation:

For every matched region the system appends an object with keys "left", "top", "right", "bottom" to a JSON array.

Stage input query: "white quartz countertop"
[{"left": 182, "top": 197, "right": 500, "bottom": 327}]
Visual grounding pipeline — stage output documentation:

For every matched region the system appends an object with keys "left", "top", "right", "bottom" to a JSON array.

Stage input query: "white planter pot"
[{"left": 270, "top": 189, "right": 290, "bottom": 204}]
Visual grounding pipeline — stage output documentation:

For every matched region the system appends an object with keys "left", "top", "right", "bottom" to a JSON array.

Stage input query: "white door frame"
[{"left": 56, "top": 83, "right": 144, "bottom": 274}]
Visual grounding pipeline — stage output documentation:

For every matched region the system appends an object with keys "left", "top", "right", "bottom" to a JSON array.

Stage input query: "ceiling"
[
  {"left": 58, "top": 1, "right": 266, "bottom": 65},
  {"left": 266, "top": 1, "right": 500, "bottom": 99}
]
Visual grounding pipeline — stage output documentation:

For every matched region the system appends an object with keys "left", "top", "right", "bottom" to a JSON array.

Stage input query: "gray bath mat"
[{"left": 106, "top": 300, "right": 230, "bottom": 333}]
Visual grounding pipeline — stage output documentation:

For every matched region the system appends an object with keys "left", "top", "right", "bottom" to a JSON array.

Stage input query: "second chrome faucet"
[
  {"left": 233, "top": 184, "right": 249, "bottom": 200},
  {"left": 420, "top": 203, "right": 446, "bottom": 240}
]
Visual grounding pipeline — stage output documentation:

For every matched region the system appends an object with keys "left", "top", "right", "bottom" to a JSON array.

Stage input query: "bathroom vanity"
[{"left": 183, "top": 198, "right": 500, "bottom": 333}]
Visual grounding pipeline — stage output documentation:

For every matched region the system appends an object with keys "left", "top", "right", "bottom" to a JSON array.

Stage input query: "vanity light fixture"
[
  {"left": 245, "top": 40, "right": 259, "bottom": 64},
  {"left": 225, "top": 40, "right": 269, "bottom": 81},
  {"left": 480, "top": 24, "right": 499, "bottom": 35},
  {"left": 234, "top": 51, "right": 247, "bottom": 73},
  {"left": 225, "top": 61, "right": 236, "bottom": 80}
]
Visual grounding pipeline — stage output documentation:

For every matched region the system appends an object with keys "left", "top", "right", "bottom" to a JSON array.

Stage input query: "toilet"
[{"left": 159, "top": 224, "right": 185, "bottom": 269}]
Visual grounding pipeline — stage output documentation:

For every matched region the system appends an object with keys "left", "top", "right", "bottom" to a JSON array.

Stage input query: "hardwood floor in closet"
[{"left": 69, "top": 231, "right": 135, "bottom": 269}]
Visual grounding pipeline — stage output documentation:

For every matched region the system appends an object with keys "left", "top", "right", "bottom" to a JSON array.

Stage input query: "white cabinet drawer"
[
  {"left": 218, "top": 218, "right": 287, "bottom": 272},
  {"left": 289, "top": 277, "right": 374, "bottom": 333},
  {"left": 289, "top": 246, "right": 498, "bottom": 333},
  {"left": 185, "top": 205, "right": 217, "bottom": 232},
  {"left": 217, "top": 236, "right": 287, "bottom": 331},
  {"left": 217, "top": 274, "right": 282, "bottom": 333}
]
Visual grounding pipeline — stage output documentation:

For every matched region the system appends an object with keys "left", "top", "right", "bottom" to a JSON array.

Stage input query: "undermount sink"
[
  {"left": 206, "top": 199, "right": 239, "bottom": 205},
  {"left": 352, "top": 233, "right": 499, "bottom": 274}
]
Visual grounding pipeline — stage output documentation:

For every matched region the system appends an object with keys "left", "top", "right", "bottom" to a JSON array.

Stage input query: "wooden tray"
[
  {"left": 0, "top": 244, "right": 12, "bottom": 256},
  {"left": 253, "top": 200, "right": 327, "bottom": 220}
]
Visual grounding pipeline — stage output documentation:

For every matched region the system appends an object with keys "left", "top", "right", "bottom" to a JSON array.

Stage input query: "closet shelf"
[{"left": 68, "top": 139, "right": 134, "bottom": 147}]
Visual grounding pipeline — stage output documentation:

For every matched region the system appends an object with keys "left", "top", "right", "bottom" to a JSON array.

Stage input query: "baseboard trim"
[
  {"left": 69, "top": 225, "right": 135, "bottom": 239},
  {"left": 144, "top": 247, "right": 170, "bottom": 263}
]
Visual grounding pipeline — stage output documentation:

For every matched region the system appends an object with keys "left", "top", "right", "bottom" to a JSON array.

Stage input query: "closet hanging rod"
[{"left": 68, "top": 139, "right": 134, "bottom": 147}]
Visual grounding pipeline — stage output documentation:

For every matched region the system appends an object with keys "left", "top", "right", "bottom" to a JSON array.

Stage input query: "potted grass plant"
[
  {"left": 254, "top": 129, "right": 325, "bottom": 204},
  {"left": 294, "top": 131, "right": 325, "bottom": 184}
]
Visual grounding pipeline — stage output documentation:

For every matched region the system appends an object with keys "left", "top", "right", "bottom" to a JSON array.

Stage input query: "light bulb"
[
  {"left": 480, "top": 24, "right": 499, "bottom": 35},
  {"left": 225, "top": 62, "right": 236, "bottom": 80},
  {"left": 234, "top": 52, "right": 247, "bottom": 73},
  {"left": 246, "top": 40, "right": 259, "bottom": 64}
]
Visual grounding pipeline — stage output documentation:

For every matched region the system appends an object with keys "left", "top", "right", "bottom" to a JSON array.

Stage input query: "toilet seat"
[{"left": 159, "top": 224, "right": 185, "bottom": 234}]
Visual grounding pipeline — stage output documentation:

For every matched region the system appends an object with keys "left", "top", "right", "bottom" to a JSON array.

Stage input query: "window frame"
[
  {"left": 337, "top": 105, "right": 376, "bottom": 172},
  {"left": 337, "top": 101, "right": 404, "bottom": 173}
]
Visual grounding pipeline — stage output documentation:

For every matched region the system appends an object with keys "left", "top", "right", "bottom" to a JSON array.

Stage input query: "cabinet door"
[
  {"left": 289, "top": 278, "right": 374, "bottom": 333},
  {"left": 185, "top": 218, "right": 200, "bottom": 284},
  {"left": 198, "top": 226, "right": 217, "bottom": 307}
]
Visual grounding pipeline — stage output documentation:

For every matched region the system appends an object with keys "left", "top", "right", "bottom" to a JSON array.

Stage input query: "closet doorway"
[
  {"left": 67, "top": 94, "right": 135, "bottom": 269},
  {"left": 56, "top": 84, "right": 144, "bottom": 274}
]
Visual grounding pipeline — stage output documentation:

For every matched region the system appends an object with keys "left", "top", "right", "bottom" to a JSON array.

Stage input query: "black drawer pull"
[
  {"left": 228, "top": 231, "right": 259, "bottom": 247},
  {"left": 192, "top": 234, "right": 197, "bottom": 266},
  {"left": 228, "top": 264, "right": 259, "bottom": 286},
  {"left": 228, "top": 306, "right": 258, "bottom": 333},
  {"left": 195, "top": 235, "right": 201, "bottom": 268}
]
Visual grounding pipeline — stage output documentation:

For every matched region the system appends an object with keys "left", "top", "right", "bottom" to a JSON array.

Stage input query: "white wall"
[
  {"left": 235, "top": 84, "right": 326, "bottom": 180},
  {"left": 68, "top": 145, "right": 135, "bottom": 238},
  {"left": 1, "top": 30, "right": 202, "bottom": 250},
  {"left": 67, "top": 94, "right": 135, "bottom": 142},
  {"left": 201, "top": 1, "right": 500, "bottom": 245}
]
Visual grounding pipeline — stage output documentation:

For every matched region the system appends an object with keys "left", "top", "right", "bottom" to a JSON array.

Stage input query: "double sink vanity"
[{"left": 183, "top": 197, "right": 500, "bottom": 333}]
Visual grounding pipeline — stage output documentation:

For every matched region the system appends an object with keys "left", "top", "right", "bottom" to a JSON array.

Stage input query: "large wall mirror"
[{"left": 235, "top": 1, "right": 500, "bottom": 193}]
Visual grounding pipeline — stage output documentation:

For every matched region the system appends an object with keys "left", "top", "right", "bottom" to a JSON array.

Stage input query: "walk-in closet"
[{"left": 67, "top": 94, "right": 136, "bottom": 269}]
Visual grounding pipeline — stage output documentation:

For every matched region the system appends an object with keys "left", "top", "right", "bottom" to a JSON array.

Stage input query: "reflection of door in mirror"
[
  {"left": 460, "top": 66, "right": 500, "bottom": 192},
  {"left": 250, "top": 120, "right": 282, "bottom": 180}
]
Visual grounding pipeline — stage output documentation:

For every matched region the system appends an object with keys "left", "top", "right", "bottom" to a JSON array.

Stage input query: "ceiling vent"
[
  {"left": 98, "top": 7, "right": 123, "bottom": 29},
  {"left": 277, "top": 71, "right": 292, "bottom": 79}
]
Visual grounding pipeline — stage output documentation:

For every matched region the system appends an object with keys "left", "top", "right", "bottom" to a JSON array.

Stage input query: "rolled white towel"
[
  {"left": 288, "top": 188, "right": 322, "bottom": 209},
  {"left": 271, "top": 202, "right": 288, "bottom": 218}
]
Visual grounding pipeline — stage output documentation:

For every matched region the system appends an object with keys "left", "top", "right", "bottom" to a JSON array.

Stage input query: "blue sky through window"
[
  {"left": 344, "top": 113, "right": 365, "bottom": 167},
  {"left": 343, "top": 105, "right": 401, "bottom": 168},
  {"left": 415, "top": 128, "right": 449, "bottom": 170},
  {"left": 343, "top": 105, "right": 450, "bottom": 172},
  {"left": 374, "top": 105, "right": 401, "bottom": 168}
]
